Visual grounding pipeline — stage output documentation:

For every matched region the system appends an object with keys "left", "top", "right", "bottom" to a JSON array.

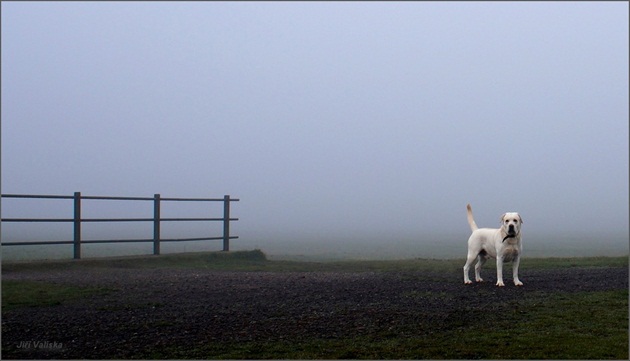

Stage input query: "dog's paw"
[
  {"left": 476, "top": 278, "right": 484, "bottom": 283},
  {"left": 514, "top": 281, "right": 524, "bottom": 286},
  {"left": 464, "top": 280, "right": 473, "bottom": 285},
  {"left": 496, "top": 281, "right": 505, "bottom": 287}
]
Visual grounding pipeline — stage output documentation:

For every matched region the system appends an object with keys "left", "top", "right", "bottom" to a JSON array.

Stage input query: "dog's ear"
[
  {"left": 518, "top": 215, "right": 523, "bottom": 224},
  {"left": 500, "top": 213, "right": 506, "bottom": 224}
]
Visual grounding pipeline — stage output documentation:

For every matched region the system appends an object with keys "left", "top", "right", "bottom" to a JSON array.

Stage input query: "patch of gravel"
[{"left": 2, "top": 265, "right": 627, "bottom": 359}]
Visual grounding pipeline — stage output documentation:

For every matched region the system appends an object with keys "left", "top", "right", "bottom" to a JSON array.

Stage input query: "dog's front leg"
[
  {"left": 513, "top": 255, "right": 523, "bottom": 286},
  {"left": 495, "top": 256, "right": 505, "bottom": 287}
]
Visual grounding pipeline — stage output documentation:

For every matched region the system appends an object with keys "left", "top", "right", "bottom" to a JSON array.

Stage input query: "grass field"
[
  {"left": 4, "top": 248, "right": 628, "bottom": 272},
  {"left": 2, "top": 251, "right": 628, "bottom": 359}
]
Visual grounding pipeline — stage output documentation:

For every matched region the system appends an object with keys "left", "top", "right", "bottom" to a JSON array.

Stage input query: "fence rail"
[{"left": 0, "top": 192, "right": 239, "bottom": 259}]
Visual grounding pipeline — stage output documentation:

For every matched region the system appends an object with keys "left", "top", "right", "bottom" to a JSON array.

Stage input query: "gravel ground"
[{"left": 2, "top": 265, "right": 628, "bottom": 359}]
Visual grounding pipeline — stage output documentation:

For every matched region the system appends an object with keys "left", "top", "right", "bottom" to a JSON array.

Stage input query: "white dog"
[{"left": 463, "top": 204, "right": 523, "bottom": 287}]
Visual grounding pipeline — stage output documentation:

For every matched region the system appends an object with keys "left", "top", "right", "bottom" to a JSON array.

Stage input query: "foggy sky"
[{"left": 2, "top": 2, "right": 628, "bottom": 258}]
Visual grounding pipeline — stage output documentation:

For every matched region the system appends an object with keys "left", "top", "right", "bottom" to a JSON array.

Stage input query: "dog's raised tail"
[{"left": 466, "top": 204, "right": 478, "bottom": 231}]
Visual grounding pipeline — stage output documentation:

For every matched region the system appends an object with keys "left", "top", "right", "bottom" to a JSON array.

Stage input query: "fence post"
[
  {"left": 153, "top": 194, "right": 161, "bottom": 255},
  {"left": 223, "top": 195, "right": 230, "bottom": 252},
  {"left": 73, "top": 192, "right": 81, "bottom": 259}
]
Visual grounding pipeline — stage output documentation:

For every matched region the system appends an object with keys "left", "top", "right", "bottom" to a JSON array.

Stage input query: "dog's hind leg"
[
  {"left": 474, "top": 254, "right": 487, "bottom": 282},
  {"left": 463, "top": 252, "right": 478, "bottom": 284}
]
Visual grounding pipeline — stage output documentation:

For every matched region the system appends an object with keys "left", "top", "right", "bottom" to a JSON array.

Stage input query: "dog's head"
[{"left": 500, "top": 212, "right": 523, "bottom": 237}]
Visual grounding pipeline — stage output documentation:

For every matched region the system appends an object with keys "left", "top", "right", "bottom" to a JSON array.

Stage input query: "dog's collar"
[{"left": 502, "top": 234, "right": 516, "bottom": 243}]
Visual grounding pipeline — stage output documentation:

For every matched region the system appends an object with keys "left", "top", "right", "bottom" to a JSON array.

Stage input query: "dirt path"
[{"left": 2, "top": 265, "right": 627, "bottom": 359}]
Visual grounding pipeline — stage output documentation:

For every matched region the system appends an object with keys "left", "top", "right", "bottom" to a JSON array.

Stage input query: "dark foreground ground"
[{"left": 1, "top": 257, "right": 628, "bottom": 359}]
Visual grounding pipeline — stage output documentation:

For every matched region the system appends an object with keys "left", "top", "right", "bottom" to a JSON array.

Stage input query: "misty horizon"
[{"left": 2, "top": 2, "right": 628, "bottom": 261}]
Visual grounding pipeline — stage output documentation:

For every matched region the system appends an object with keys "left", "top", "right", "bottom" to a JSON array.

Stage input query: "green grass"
[
  {"left": 521, "top": 256, "right": 629, "bottom": 269},
  {"left": 2, "top": 249, "right": 270, "bottom": 272},
  {"left": 413, "top": 289, "right": 629, "bottom": 360},
  {"left": 1, "top": 280, "right": 113, "bottom": 312},
  {"left": 3, "top": 249, "right": 627, "bottom": 273},
  {"left": 2, "top": 249, "right": 464, "bottom": 274}
]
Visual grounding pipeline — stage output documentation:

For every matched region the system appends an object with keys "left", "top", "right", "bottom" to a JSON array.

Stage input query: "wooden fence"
[{"left": 0, "top": 192, "right": 239, "bottom": 259}]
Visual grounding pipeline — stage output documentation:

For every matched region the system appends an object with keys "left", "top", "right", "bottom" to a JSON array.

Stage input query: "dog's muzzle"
[{"left": 503, "top": 226, "right": 517, "bottom": 243}]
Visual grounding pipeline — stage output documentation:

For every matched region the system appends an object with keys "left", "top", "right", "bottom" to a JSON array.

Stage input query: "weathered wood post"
[
  {"left": 223, "top": 195, "right": 230, "bottom": 252},
  {"left": 153, "top": 194, "right": 161, "bottom": 255},
  {"left": 73, "top": 192, "right": 82, "bottom": 259}
]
